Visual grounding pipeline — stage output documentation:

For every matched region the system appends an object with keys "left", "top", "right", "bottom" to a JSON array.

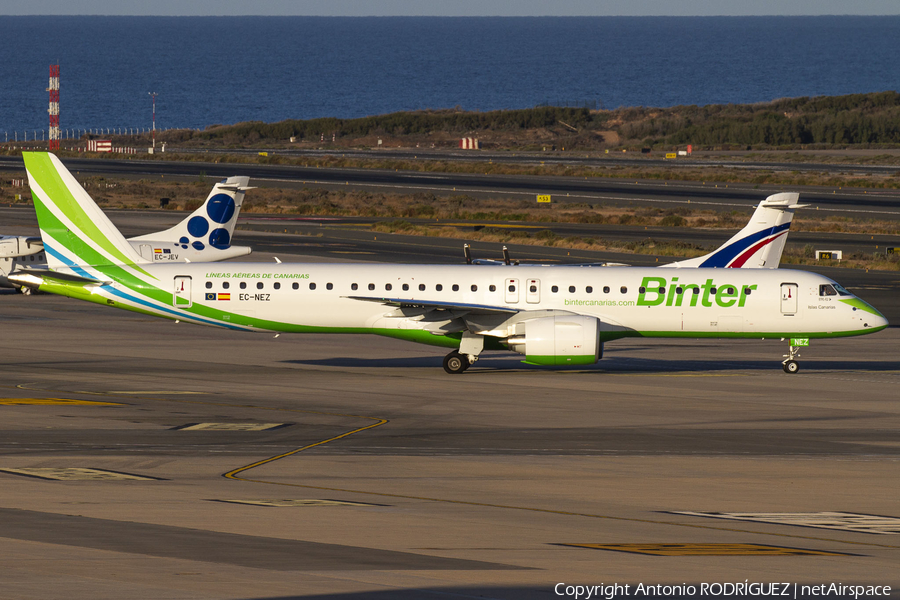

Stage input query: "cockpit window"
[
  {"left": 833, "top": 283, "right": 852, "bottom": 296},
  {"left": 819, "top": 284, "right": 838, "bottom": 297}
]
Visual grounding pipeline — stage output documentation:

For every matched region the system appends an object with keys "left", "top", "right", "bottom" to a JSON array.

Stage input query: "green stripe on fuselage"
[
  {"left": 24, "top": 153, "right": 150, "bottom": 277},
  {"left": 839, "top": 297, "right": 883, "bottom": 317}
]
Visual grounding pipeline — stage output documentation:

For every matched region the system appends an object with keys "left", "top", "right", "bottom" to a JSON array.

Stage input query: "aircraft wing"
[{"left": 345, "top": 295, "right": 519, "bottom": 315}]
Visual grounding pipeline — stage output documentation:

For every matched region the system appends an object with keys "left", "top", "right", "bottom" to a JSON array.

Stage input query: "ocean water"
[{"left": 1, "top": 16, "right": 898, "bottom": 134}]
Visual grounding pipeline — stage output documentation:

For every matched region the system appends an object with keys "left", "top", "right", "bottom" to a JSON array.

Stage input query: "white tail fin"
[
  {"left": 130, "top": 176, "right": 251, "bottom": 252},
  {"left": 664, "top": 192, "right": 805, "bottom": 269}
]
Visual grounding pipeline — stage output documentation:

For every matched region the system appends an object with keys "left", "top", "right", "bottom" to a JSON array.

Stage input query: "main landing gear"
[
  {"left": 443, "top": 332, "right": 484, "bottom": 374},
  {"left": 443, "top": 351, "right": 477, "bottom": 374}
]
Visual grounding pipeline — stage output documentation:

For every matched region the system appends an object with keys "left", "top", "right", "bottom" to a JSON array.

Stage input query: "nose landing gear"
[{"left": 782, "top": 339, "right": 806, "bottom": 374}]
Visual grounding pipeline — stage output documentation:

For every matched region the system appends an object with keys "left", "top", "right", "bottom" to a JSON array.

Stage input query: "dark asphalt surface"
[{"left": 2, "top": 155, "right": 900, "bottom": 217}]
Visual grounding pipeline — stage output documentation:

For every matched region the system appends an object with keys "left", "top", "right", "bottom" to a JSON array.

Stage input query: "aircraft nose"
[
  {"left": 862, "top": 305, "right": 889, "bottom": 330},
  {"left": 844, "top": 297, "right": 889, "bottom": 330},
  {"left": 870, "top": 310, "right": 889, "bottom": 330}
]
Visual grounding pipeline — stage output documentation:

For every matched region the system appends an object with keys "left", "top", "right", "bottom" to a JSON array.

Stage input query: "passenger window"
[
  {"left": 205, "top": 281, "right": 212, "bottom": 289},
  {"left": 257, "top": 282, "right": 264, "bottom": 290},
  {"left": 471, "top": 284, "right": 477, "bottom": 292},
  {"left": 402, "top": 283, "right": 409, "bottom": 291},
  {"left": 676, "top": 287, "right": 683, "bottom": 295},
  {"left": 274, "top": 282, "right": 281, "bottom": 290},
  {"left": 744, "top": 287, "right": 751, "bottom": 295},
  {"left": 368, "top": 283, "right": 375, "bottom": 291},
  {"left": 620, "top": 286, "right": 627, "bottom": 294},
  {"left": 568, "top": 286, "right": 576, "bottom": 293},
  {"left": 693, "top": 288, "right": 700, "bottom": 295},
  {"left": 292, "top": 282, "right": 299, "bottom": 290},
  {"left": 710, "top": 287, "right": 717, "bottom": 295},
  {"left": 551, "top": 285, "right": 559, "bottom": 293},
  {"left": 351, "top": 283, "right": 358, "bottom": 290},
  {"left": 419, "top": 283, "right": 426, "bottom": 291},
  {"left": 508, "top": 284, "right": 516, "bottom": 292},
  {"left": 603, "top": 286, "right": 610, "bottom": 293},
  {"left": 452, "top": 284, "right": 459, "bottom": 292},
  {"left": 530, "top": 285, "right": 537, "bottom": 293},
  {"left": 586, "top": 286, "right": 592, "bottom": 294},
  {"left": 310, "top": 283, "right": 316, "bottom": 290},
  {"left": 385, "top": 283, "right": 392, "bottom": 291},
  {"left": 326, "top": 283, "right": 333, "bottom": 290},
  {"left": 223, "top": 282, "right": 230, "bottom": 290},
  {"left": 726, "top": 287, "right": 734, "bottom": 294},
  {"left": 436, "top": 284, "right": 443, "bottom": 291},
  {"left": 659, "top": 286, "right": 665, "bottom": 294},
  {"left": 240, "top": 282, "right": 247, "bottom": 289},
  {"left": 639, "top": 287, "right": 646, "bottom": 294},
  {"left": 489, "top": 285, "right": 496, "bottom": 292}
]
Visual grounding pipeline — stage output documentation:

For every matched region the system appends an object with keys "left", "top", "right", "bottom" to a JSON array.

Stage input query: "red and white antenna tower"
[{"left": 48, "top": 65, "right": 60, "bottom": 151}]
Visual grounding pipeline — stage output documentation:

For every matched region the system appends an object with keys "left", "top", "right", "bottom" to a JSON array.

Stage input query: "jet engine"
[{"left": 506, "top": 315, "right": 602, "bottom": 366}]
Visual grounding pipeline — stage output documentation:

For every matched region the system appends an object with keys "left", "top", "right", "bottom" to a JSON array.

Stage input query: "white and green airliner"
[{"left": 15, "top": 152, "right": 888, "bottom": 374}]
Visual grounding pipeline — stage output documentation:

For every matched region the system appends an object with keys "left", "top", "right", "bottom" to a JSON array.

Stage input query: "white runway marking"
[
  {"left": 672, "top": 511, "right": 900, "bottom": 535},
  {"left": 0, "top": 468, "right": 159, "bottom": 481},
  {"left": 174, "top": 422, "right": 290, "bottom": 431}
]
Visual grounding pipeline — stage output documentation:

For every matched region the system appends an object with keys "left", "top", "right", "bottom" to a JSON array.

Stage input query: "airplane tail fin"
[
  {"left": 23, "top": 152, "right": 147, "bottom": 270},
  {"left": 663, "top": 192, "right": 805, "bottom": 269},
  {"left": 130, "top": 176, "right": 251, "bottom": 252}
]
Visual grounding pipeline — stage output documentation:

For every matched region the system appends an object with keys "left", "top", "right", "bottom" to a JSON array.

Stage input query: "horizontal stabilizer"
[{"left": 9, "top": 268, "right": 109, "bottom": 288}]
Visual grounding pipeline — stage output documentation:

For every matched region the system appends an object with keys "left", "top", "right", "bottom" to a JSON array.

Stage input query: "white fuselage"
[{"left": 119, "top": 262, "right": 883, "bottom": 340}]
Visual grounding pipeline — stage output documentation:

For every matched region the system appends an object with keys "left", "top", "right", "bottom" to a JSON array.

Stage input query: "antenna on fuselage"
[{"left": 464, "top": 243, "right": 472, "bottom": 265}]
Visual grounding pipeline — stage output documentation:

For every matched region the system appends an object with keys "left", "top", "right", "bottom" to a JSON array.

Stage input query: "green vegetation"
[
  {"left": 619, "top": 92, "right": 900, "bottom": 147},
  {"left": 191, "top": 106, "right": 594, "bottom": 144},
  {"left": 154, "top": 92, "right": 900, "bottom": 150}
]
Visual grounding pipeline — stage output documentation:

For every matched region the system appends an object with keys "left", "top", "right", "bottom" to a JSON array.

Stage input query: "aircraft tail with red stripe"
[{"left": 664, "top": 192, "right": 804, "bottom": 269}]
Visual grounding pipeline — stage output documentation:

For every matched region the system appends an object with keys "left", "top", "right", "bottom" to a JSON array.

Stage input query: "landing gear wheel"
[
  {"left": 783, "top": 360, "right": 799, "bottom": 374},
  {"left": 19, "top": 286, "right": 32, "bottom": 296},
  {"left": 443, "top": 351, "right": 469, "bottom": 374}
]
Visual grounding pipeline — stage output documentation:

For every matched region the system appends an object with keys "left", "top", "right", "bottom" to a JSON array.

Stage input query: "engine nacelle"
[{"left": 506, "top": 315, "right": 602, "bottom": 366}]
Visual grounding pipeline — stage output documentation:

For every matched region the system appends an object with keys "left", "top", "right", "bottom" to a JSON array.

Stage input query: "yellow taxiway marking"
[
  {"left": 0, "top": 398, "right": 122, "bottom": 406},
  {"left": 0, "top": 468, "right": 160, "bottom": 481},
  {"left": 559, "top": 543, "right": 850, "bottom": 556},
  {"left": 215, "top": 499, "right": 380, "bottom": 507}
]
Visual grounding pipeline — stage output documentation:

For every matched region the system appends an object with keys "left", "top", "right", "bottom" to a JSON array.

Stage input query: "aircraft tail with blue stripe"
[{"left": 663, "top": 192, "right": 804, "bottom": 269}]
